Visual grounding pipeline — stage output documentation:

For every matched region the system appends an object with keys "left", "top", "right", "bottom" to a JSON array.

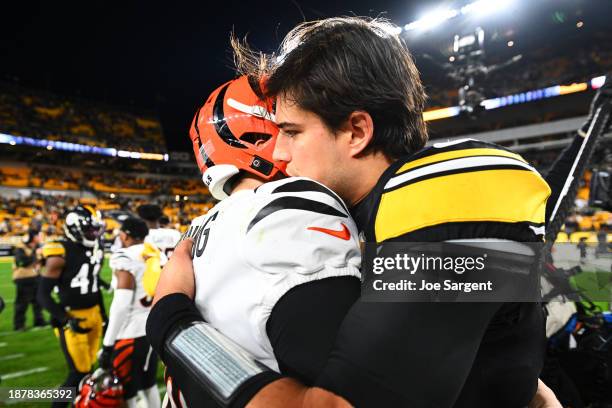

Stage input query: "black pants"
[{"left": 13, "top": 277, "right": 45, "bottom": 329}]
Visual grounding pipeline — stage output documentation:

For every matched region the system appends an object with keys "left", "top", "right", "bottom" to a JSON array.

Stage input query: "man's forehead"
[
  {"left": 274, "top": 97, "right": 308, "bottom": 126},
  {"left": 274, "top": 102, "right": 298, "bottom": 126}
]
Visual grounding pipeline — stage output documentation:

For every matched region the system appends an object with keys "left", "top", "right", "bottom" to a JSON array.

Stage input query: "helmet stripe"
[
  {"left": 212, "top": 83, "right": 247, "bottom": 149},
  {"left": 194, "top": 108, "right": 215, "bottom": 168}
]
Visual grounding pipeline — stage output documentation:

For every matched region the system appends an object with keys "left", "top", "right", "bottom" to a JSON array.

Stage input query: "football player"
[
  {"left": 38, "top": 205, "right": 105, "bottom": 408},
  {"left": 97, "top": 217, "right": 161, "bottom": 408},
  {"left": 147, "top": 75, "right": 361, "bottom": 407},
  {"left": 137, "top": 204, "right": 181, "bottom": 258}
]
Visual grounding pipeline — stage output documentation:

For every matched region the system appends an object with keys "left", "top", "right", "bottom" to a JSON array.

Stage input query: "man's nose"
[{"left": 273, "top": 134, "right": 290, "bottom": 163}]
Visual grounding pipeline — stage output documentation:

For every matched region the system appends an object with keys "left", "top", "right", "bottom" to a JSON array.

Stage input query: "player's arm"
[
  {"left": 13, "top": 247, "right": 31, "bottom": 268},
  {"left": 98, "top": 252, "right": 136, "bottom": 368},
  {"left": 149, "top": 249, "right": 526, "bottom": 408},
  {"left": 248, "top": 377, "right": 561, "bottom": 408},
  {"left": 37, "top": 254, "right": 68, "bottom": 326},
  {"left": 265, "top": 277, "right": 360, "bottom": 383},
  {"left": 529, "top": 379, "right": 562, "bottom": 408},
  {"left": 151, "top": 238, "right": 195, "bottom": 307},
  {"left": 147, "top": 238, "right": 275, "bottom": 407}
]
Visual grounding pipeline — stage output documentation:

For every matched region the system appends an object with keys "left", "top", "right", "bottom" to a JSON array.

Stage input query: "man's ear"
[{"left": 345, "top": 111, "right": 374, "bottom": 157}]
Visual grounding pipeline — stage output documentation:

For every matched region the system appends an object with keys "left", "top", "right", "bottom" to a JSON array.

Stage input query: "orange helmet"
[
  {"left": 189, "top": 75, "right": 287, "bottom": 200},
  {"left": 74, "top": 369, "right": 123, "bottom": 408}
]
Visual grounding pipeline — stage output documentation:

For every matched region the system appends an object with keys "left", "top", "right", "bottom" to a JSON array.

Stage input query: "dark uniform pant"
[
  {"left": 52, "top": 305, "right": 103, "bottom": 408},
  {"left": 112, "top": 336, "right": 158, "bottom": 399},
  {"left": 13, "top": 277, "right": 45, "bottom": 329}
]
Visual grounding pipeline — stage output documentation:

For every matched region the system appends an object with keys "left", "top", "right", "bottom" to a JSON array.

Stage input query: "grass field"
[
  {"left": 571, "top": 270, "right": 611, "bottom": 311},
  {"left": 0, "top": 258, "right": 165, "bottom": 407}
]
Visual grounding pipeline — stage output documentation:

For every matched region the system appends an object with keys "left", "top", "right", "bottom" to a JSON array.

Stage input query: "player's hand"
[
  {"left": 97, "top": 345, "right": 114, "bottom": 370},
  {"left": 66, "top": 317, "right": 91, "bottom": 334},
  {"left": 152, "top": 238, "right": 195, "bottom": 306},
  {"left": 98, "top": 278, "right": 111, "bottom": 290},
  {"left": 528, "top": 379, "right": 562, "bottom": 408}
]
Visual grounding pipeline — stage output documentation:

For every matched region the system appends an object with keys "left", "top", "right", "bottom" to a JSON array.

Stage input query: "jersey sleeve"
[
  {"left": 41, "top": 241, "right": 65, "bottom": 258},
  {"left": 266, "top": 276, "right": 360, "bottom": 383},
  {"left": 109, "top": 249, "right": 140, "bottom": 275},
  {"left": 244, "top": 179, "right": 361, "bottom": 303}
]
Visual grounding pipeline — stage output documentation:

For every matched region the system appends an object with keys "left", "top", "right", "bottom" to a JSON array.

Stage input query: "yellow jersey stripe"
[
  {"left": 375, "top": 169, "right": 551, "bottom": 242},
  {"left": 396, "top": 148, "right": 527, "bottom": 175},
  {"left": 386, "top": 156, "right": 535, "bottom": 191},
  {"left": 42, "top": 243, "right": 66, "bottom": 257}
]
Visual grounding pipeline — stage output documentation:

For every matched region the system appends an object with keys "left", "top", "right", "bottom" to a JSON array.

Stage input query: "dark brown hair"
[{"left": 233, "top": 17, "right": 428, "bottom": 158}]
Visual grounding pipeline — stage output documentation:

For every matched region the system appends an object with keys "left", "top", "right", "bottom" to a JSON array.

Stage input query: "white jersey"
[
  {"left": 146, "top": 227, "right": 181, "bottom": 258},
  {"left": 187, "top": 177, "right": 362, "bottom": 371},
  {"left": 108, "top": 244, "right": 151, "bottom": 339}
]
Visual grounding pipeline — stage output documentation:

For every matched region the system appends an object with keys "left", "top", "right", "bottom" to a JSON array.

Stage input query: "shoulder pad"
[
  {"left": 109, "top": 248, "right": 141, "bottom": 273},
  {"left": 374, "top": 140, "right": 550, "bottom": 242},
  {"left": 247, "top": 177, "right": 350, "bottom": 233},
  {"left": 42, "top": 241, "right": 65, "bottom": 258},
  {"left": 256, "top": 177, "right": 347, "bottom": 207}
]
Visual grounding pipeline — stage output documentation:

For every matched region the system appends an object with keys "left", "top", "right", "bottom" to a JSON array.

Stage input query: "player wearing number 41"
[
  {"left": 37, "top": 205, "right": 106, "bottom": 408},
  {"left": 97, "top": 217, "right": 163, "bottom": 408}
]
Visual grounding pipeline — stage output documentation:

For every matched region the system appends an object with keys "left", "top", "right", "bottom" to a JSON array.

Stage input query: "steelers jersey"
[
  {"left": 317, "top": 138, "right": 553, "bottom": 408},
  {"left": 41, "top": 239, "right": 104, "bottom": 310},
  {"left": 352, "top": 138, "right": 551, "bottom": 243},
  {"left": 185, "top": 177, "right": 362, "bottom": 370},
  {"left": 108, "top": 244, "right": 151, "bottom": 339},
  {"left": 145, "top": 227, "right": 181, "bottom": 258}
]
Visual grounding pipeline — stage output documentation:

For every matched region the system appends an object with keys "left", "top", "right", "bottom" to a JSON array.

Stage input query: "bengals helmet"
[
  {"left": 64, "top": 205, "right": 105, "bottom": 248},
  {"left": 189, "top": 75, "right": 287, "bottom": 200},
  {"left": 74, "top": 368, "right": 123, "bottom": 408}
]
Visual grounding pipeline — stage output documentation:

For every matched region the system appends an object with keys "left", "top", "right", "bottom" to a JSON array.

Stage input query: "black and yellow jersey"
[
  {"left": 352, "top": 138, "right": 551, "bottom": 243},
  {"left": 42, "top": 239, "right": 104, "bottom": 310},
  {"left": 317, "top": 139, "right": 553, "bottom": 408}
]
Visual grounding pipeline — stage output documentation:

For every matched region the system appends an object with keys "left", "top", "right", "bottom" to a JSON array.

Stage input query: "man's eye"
[{"left": 282, "top": 130, "right": 299, "bottom": 137}]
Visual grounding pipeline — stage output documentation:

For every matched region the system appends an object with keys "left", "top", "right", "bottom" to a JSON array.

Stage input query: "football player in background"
[
  {"left": 137, "top": 204, "right": 181, "bottom": 258},
  {"left": 12, "top": 229, "right": 46, "bottom": 330},
  {"left": 37, "top": 205, "right": 105, "bottom": 408},
  {"left": 135, "top": 203, "right": 175, "bottom": 303},
  {"left": 97, "top": 217, "right": 161, "bottom": 408}
]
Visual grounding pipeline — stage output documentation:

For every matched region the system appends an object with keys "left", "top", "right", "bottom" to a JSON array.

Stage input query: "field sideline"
[{"left": 0, "top": 258, "right": 165, "bottom": 407}]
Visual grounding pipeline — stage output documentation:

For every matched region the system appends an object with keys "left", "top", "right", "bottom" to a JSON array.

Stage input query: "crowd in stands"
[
  {"left": 0, "top": 81, "right": 166, "bottom": 153},
  {"left": 0, "top": 192, "right": 214, "bottom": 243},
  {"left": 0, "top": 164, "right": 209, "bottom": 196}
]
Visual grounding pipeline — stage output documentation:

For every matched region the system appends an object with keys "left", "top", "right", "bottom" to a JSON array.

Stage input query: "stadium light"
[
  {"left": 403, "top": 0, "right": 517, "bottom": 32},
  {"left": 0, "top": 132, "right": 169, "bottom": 161},
  {"left": 406, "top": 8, "right": 458, "bottom": 31},
  {"left": 591, "top": 75, "right": 606, "bottom": 89},
  {"left": 461, "top": 0, "right": 515, "bottom": 17}
]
